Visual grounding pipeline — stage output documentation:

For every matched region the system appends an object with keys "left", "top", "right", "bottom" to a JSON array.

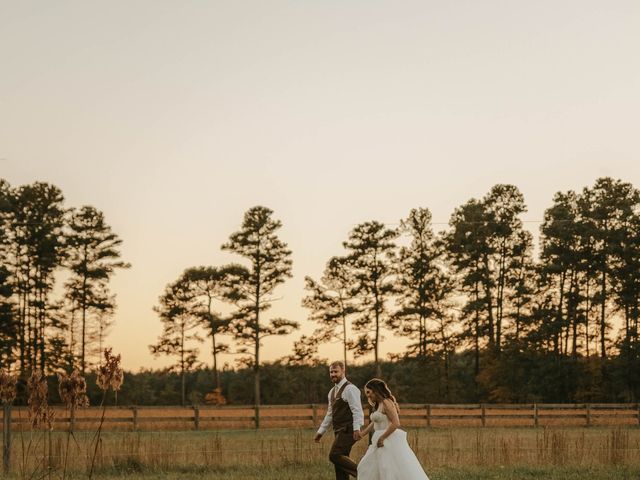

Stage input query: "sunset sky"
[{"left": 1, "top": 1, "right": 639, "bottom": 371}]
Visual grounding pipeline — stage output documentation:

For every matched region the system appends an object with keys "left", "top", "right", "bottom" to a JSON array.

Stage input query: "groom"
[{"left": 314, "top": 361, "right": 364, "bottom": 480}]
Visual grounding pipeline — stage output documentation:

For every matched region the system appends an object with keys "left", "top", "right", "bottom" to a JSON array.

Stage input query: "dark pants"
[{"left": 329, "top": 430, "right": 357, "bottom": 480}]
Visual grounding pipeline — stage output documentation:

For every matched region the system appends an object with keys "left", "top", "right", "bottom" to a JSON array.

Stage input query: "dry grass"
[
  {"left": 1, "top": 426, "right": 639, "bottom": 477},
  {"left": 6, "top": 465, "right": 640, "bottom": 480}
]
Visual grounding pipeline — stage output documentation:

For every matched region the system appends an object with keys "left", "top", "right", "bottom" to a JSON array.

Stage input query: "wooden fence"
[{"left": 2, "top": 403, "right": 640, "bottom": 432}]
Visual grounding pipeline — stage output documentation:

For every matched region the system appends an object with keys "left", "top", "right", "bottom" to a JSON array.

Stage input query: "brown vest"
[{"left": 331, "top": 381, "right": 353, "bottom": 433}]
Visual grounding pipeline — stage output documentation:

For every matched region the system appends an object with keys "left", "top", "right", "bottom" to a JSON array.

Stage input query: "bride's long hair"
[{"left": 364, "top": 378, "right": 400, "bottom": 413}]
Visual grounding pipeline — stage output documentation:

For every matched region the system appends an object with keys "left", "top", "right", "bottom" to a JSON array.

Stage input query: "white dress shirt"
[{"left": 317, "top": 377, "right": 364, "bottom": 435}]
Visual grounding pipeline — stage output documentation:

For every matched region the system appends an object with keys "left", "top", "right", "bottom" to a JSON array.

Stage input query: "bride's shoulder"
[{"left": 381, "top": 398, "right": 399, "bottom": 415}]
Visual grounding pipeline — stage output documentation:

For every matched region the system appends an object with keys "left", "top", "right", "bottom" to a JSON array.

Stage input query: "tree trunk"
[
  {"left": 342, "top": 316, "right": 348, "bottom": 369},
  {"left": 2, "top": 404, "right": 11, "bottom": 474},
  {"left": 254, "top": 366, "right": 260, "bottom": 429},
  {"left": 181, "top": 323, "right": 186, "bottom": 406},
  {"left": 585, "top": 275, "right": 591, "bottom": 358},
  {"left": 81, "top": 273, "right": 88, "bottom": 376},
  {"left": 625, "top": 305, "right": 630, "bottom": 357},
  {"left": 254, "top": 257, "right": 261, "bottom": 429},
  {"left": 39, "top": 282, "right": 46, "bottom": 373},
  {"left": 421, "top": 314, "right": 427, "bottom": 357},
  {"left": 212, "top": 334, "right": 219, "bottom": 390},
  {"left": 555, "top": 272, "right": 566, "bottom": 358},
  {"left": 69, "top": 308, "right": 76, "bottom": 370},
  {"left": 206, "top": 294, "right": 220, "bottom": 389},
  {"left": 570, "top": 270, "right": 578, "bottom": 358},
  {"left": 481, "top": 255, "right": 495, "bottom": 349},
  {"left": 474, "top": 281, "right": 480, "bottom": 377},
  {"left": 496, "top": 241, "right": 507, "bottom": 354},
  {"left": 485, "top": 286, "right": 495, "bottom": 348},
  {"left": 374, "top": 289, "right": 381, "bottom": 379},
  {"left": 440, "top": 321, "right": 451, "bottom": 402},
  {"left": 632, "top": 294, "right": 640, "bottom": 358},
  {"left": 600, "top": 268, "right": 607, "bottom": 359}
]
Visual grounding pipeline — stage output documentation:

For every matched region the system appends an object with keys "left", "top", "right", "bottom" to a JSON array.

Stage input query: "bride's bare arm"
[
  {"left": 360, "top": 420, "right": 374, "bottom": 435},
  {"left": 379, "top": 399, "right": 401, "bottom": 443}
]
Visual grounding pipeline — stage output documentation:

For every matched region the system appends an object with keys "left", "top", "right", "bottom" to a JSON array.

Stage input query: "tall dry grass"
[{"left": 1, "top": 426, "right": 638, "bottom": 476}]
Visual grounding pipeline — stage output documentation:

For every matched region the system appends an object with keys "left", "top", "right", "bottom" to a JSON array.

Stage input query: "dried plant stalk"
[
  {"left": 27, "top": 371, "right": 55, "bottom": 431},
  {"left": 89, "top": 348, "right": 124, "bottom": 479},
  {"left": 0, "top": 370, "right": 17, "bottom": 405},
  {"left": 58, "top": 369, "right": 90, "bottom": 480}
]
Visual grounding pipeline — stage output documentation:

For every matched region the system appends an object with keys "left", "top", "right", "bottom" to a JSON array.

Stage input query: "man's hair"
[{"left": 329, "top": 360, "right": 345, "bottom": 370}]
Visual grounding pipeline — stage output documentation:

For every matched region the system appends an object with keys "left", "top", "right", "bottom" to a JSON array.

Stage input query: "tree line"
[
  {"left": 0, "top": 180, "right": 129, "bottom": 385},
  {"left": 2, "top": 176, "right": 639, "bottom": 406},
  {"left": 149, "top": 177, "right": 640, "bottom": 405}
]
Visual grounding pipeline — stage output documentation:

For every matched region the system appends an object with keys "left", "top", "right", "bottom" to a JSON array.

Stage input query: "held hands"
[
  {"left": 313, "top": 433, "right": 322, "bottom": 443},
  {"left": 376, "top": 437, "right": 385, "bottom": 448},
  {"left": 354, "top": 426, "right": 369, "bottom": 442}
]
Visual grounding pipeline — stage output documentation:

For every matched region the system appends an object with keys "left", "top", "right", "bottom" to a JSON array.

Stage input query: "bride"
[{"left": 356, "top": 378, "right": 430, "bottom": 480}]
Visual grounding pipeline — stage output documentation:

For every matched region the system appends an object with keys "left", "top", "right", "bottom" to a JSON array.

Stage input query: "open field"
[
  {"left": 3, "top": 403, "right": 639, "bottom": 431},
  {"left": 2, "top": 426, "right": 639, "bottom": 478},
  {"left": 6, "top": 465, "right": 640, "bottom": 480}
]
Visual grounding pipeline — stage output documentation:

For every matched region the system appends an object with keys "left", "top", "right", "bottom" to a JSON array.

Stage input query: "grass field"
[
  {"left": 2, "top": 426, "right": 639, "bottom": 479},
  {"left": 12, "top": 465, "right": 640, "bottom": 480}
]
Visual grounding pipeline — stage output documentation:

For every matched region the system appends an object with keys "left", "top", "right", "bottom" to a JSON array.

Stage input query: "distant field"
[{"left": 1, "top": 426, "right": 639, "bottom": 478}]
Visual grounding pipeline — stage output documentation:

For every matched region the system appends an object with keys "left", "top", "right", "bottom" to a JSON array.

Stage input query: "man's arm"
[
  {"left": 344, "top": 384, "right": 365, "bottom": 432},
  {"left": 314, "top": 394, "right": 333, "bottom": 440}
]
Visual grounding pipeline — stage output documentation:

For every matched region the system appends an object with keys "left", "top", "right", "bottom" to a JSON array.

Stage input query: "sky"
[{"left": 1, "top": 1, "right": 639, "bottom": 372}]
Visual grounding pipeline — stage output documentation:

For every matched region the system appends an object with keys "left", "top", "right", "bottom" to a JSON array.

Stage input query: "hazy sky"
[{"left": 1, "top": 1, "right": 639, "bottom": 371}]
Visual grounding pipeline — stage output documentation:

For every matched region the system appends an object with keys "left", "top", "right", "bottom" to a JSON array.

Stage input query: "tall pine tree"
[
  {"left": 222, "top": 206, "right": 297, "bottom": 427},
  {"left": 150, "top": 274, "right": 203, "bottom": 406},
  {"left": 302, "top": 256, "right": 358, "bottom": 368},
  {"left": 65, "top": 205, "right": 129, "bottom": 374},
  {"left": 343, "top": 221, "right": 397, "bottom": 378}
]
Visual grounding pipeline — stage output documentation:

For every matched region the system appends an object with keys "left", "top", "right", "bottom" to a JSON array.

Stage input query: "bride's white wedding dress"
[{"left": 357, "top": 409, "right": 430, "bottom": 480}]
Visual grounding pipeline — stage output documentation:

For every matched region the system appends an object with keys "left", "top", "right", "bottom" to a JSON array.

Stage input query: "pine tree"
[
  {"left": 183, "top": 264, "right": 245, "bottom": 389},
  {"left": 221, "top": 206, "right": 297, "bottom": 427},
  {"left": 150, "top": 275, "right": 203, "bottom": 406},
  {"left": 343, "top": 221, "right": 397, "bottom": 378},
  {"left": 483, "top": 184, "right": 528, "bottom": 353},
  {"left": 394, "top": 208, "right": 455, "bottom": 357},
  {"left": 579, "top": 178, "right": 640, "bottom": 361},
  {"left": 9, "top": 183, "right": 67, "bottom": 374},
  {"left": 65, "top": 206, "right": 129, "bottom": 374},
  {"left": 302, "top": 256, "right": 358, "bottom": 368},
  {"left": 445, "top": 198, "right": 491, "bottom": 376},
  {"left": 394, "top": 208, "right": 458, "bottom": 399},
  {"left": 0, "top": 265, "right": 17, "bottom": 369},
  {"left": 540, "top": 190, "right": 584, "bottom": 358},
  {"left": 0, "top": 180, "right": 16, "bottom": 369}
]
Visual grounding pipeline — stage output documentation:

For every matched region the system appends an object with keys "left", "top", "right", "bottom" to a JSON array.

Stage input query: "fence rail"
[{"left": 2, "top": 403, "right": 640, "bottom": 432}]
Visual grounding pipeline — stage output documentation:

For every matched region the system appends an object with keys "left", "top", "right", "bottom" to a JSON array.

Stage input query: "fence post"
[
  {"left": 3, "top": 404, "right": 11, "bottom": 474},
  {"left": 254, "top": 404, "right": 260, "bottom": 429},
  {"left": 311, "top": 404, "right": 318, "bottom": 426},
  {"left": 426, "top": 404, "right": 432, "bottom": 428},
  {"left": 586, "top": 404, "right": 591, "bottom": 427},
  {"left": 131, "top": 407, "right": 138, "bottom": 431},
  {"left": 481, "top": 404, "right": 486, "bottom": 427},
  {"left": 70, "top": 408, "right": 76, "bottom": 432},
  {"left": 533, "top": 403, "right": 538, "bottom": 428},
  {"left": 194, "top": 406, "right": 200, "bottom": 431}
]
